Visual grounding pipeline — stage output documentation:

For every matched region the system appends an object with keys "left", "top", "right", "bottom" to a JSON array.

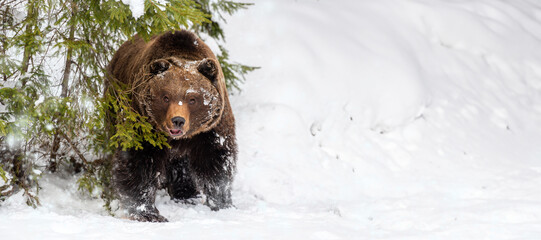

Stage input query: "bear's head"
[{"left": 138, "top": 57, "right": 224, "bottom": 139}]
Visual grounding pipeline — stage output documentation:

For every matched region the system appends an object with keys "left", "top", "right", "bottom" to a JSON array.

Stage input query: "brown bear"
[{"left": 107, "top": 30, "right": 237, "bottom": 222}]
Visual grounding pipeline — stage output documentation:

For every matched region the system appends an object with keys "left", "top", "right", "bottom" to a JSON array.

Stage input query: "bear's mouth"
[{"left": 168, "top": 128, "right": 184, "bottom": 137}]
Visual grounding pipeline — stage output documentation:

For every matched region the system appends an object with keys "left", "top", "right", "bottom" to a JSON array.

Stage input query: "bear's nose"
[{"left": 171, "top": 116, "right": 185, "bottom": 128}]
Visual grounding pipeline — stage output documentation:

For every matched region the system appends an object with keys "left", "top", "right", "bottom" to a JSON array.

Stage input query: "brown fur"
[{"left": 107, "top": 30, "right": 237, "bottom": 222}]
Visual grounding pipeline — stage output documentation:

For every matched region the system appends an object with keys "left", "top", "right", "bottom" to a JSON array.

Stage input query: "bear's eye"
[
  {"left": 163, "top": 96, "right": 169, "bottom": 103},
  {"left": 189, "top": 98, "right": 196, "bottom": 105}
]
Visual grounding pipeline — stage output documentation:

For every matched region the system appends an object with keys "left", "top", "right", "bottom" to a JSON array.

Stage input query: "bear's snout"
[{"left": 165, "top": 104, "right": 190, "bottom": 138}]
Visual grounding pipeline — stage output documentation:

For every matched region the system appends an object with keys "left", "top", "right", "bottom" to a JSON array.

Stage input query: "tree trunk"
[
  {"left": 60, "top": 24, "right": 75, "bottom": 97},
  {"left": 20, "top": 0, "right": 36, "bottom": 85},
  {"left": 1, "top": 5, "right": 9, "bottom": 82},
  {"left": 49, "top": 1, "right": 76, "bottom": 170}
]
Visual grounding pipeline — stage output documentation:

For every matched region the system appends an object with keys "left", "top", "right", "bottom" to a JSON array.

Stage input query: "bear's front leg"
[
  {"left": 189, "top": 131, "right": 237, "bottom": 210},
  {"left": 113, "top": 149, "right": 168, "bottom": 222},
  {"left": 201, "top": 177, "right": 233, "bottom": 211}
]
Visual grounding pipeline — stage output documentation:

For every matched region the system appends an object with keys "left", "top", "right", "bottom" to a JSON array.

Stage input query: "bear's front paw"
[
  {"left": 129, "top": 205, "right": 168, "bottom": 222},
  {"left": 129, "top": 211, "right": 168, "bottom": 222},
  {"left": 205, "top": 197, "right": 234, "bottom": 211}
]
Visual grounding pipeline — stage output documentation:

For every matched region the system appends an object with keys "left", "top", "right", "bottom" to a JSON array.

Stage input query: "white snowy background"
[{"left": 2, "top": 0, "right": 541, "bottom": 239}]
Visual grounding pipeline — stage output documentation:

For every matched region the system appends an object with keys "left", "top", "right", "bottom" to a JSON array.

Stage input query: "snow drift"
[{"left": 2, "top": 0, "right": 541, "bottom": 239}]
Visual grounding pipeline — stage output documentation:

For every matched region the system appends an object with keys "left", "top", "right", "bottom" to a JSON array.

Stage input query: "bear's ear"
[
  {"left": 149, "top": 59, "right": 171, "bottom": 75},
  {"left": 197, "top": 58, "right": 218, "bottom": 83}
]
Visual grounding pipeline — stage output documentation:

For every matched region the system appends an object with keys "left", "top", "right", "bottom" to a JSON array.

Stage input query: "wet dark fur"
[{"left": 107, "top": 30, "right": 237, "bottom": 222}]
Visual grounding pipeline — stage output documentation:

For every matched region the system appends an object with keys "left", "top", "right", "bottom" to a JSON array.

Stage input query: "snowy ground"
[{"left": 3, "top": 0, "right": 541, "bottom": 239}]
